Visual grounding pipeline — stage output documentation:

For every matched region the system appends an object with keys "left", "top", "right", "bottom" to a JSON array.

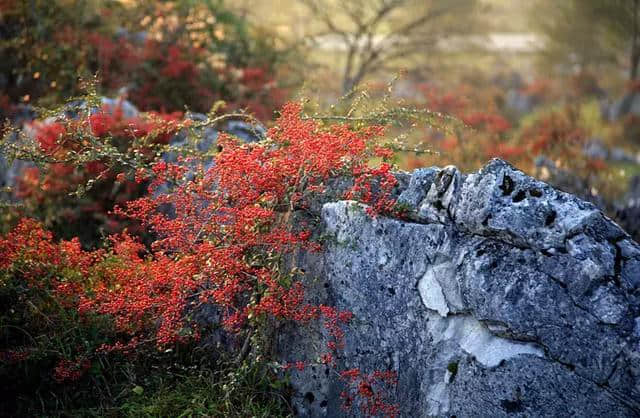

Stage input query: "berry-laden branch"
[{"left": 1, "top": 102, "right": 401, "bottom": 416}]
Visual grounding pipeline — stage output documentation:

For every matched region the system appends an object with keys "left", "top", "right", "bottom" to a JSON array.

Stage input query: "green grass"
[
  {"left": 20, "top": 361, "right": 294, "bottom": 418},
  {"left": 115, "top": 364, "right": 292, "bottom": 418}
]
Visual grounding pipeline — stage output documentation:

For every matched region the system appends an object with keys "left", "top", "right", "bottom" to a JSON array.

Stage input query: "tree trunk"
[
  {"left": 342, "top": 43, "right": 358, "bottom": 95},
  {"left": 342, "top": 72, "right": 366, "bottom": 95},
  {"left": 342, "top": 77, "right": 356, "bottom": 95}
]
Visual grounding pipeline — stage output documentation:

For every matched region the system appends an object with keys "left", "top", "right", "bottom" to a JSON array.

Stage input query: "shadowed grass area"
[{"left": 110, "top": 365, "right": 292, "bottom": 418}]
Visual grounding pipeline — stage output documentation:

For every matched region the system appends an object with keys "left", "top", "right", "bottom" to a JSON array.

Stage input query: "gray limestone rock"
[{"left": 279, "top": 159, "right": 640, "bottom": 417}]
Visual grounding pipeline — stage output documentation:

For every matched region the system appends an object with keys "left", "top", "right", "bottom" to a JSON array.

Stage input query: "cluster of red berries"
[{"left": 2, "top": 101, "right": 401, "bottom": 416}]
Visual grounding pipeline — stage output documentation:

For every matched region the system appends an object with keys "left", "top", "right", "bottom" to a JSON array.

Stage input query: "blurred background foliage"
[
  {"left": 0, "top": 0, "right": 290, "bottom": 117},
  {"left": 1, "top": 0, "right": 639, "bottom": 269},
  {"left": 2, "top": 0, "right": 640, "bottom": 237}
]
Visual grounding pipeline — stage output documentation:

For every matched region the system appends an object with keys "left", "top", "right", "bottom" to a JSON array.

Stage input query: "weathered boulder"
[
  {"left": 533, "top": 156, "right": 611, "bottom": 211},
  {"left": 534, "top": 156, "right": 640, "bottom": 242},
  {"left": 280, "top": 159, "right": 640, "bottom": 417}
]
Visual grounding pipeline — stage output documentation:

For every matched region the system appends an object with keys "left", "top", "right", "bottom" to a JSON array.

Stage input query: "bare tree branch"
[{"left": 298, "top": 0, "right": 481, "bottom": 93}]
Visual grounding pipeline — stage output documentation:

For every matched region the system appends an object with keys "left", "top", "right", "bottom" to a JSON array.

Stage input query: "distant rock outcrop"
[
  {"left": 280, "top": 159, "right": 640, "bottom": 417},
  {"left": 617, "top": 175, "right": 640, "bottom": 244}
]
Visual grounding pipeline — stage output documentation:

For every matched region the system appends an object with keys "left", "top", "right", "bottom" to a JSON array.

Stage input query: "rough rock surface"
[
  {"left": 534, "top": 156, "right": 640, "bottom": 247},
  {"left": 279, "top": 159, "right": 640, "bottom": 417}
]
